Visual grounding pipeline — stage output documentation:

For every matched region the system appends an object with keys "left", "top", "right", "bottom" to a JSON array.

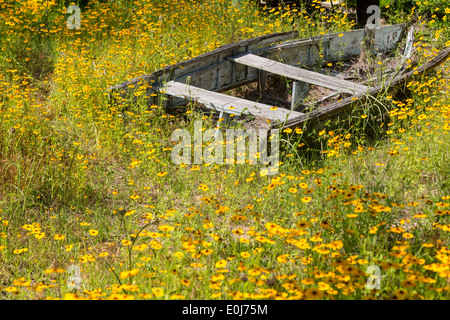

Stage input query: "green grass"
[{"left": 0, "top": 0, "right": 449, "bottom": 300}]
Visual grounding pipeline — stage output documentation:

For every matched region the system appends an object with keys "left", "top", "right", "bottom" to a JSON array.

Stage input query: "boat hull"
[{"left": 108, "top": 24, "right": 405, "bottom": 107}]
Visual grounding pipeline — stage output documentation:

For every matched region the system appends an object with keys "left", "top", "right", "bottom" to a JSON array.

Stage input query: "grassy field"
[{"left": 0, "top": 0, "right": 449, "bottom": 300}]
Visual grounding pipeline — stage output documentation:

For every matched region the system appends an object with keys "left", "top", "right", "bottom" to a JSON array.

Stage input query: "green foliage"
[{"left": 0, "top": 0, "right": 449, "bottom": 300}]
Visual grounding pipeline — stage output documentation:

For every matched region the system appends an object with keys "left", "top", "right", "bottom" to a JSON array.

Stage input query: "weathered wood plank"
[
  {"left": 258, "top": 70, "right": 267, "bottom": 92},
  {"left": 108, "top": 25, "right": 405, "bottom": 105},
  {"left": 373, "top": 24, "right": 404, "bottom": 53},
  {"left": 252, "top": 36, "right": 333, "bottom": 55},
  {"left": 276, "top": 46, "right": 450, "bottom": 129},
  {"left": 387, "top": 26, "right": 415, "bottom": 83},
  {"left": 327, "top": 29, "right": 365, "bottom": 61},
  {"left": 229, "top": 53, "right": 368, "bottom": 94},
  {"left": 291, "top": 81, "right": 310, "bottom": 110},
  {"left": 107, "top": 31, "right": 298, "bottom": 92},
  {"left": 163, "top": 81, "right": 304, "bottom": 122}
]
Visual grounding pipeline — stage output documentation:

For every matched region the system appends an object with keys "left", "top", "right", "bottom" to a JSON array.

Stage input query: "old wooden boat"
[{"left": 108, "top": 24, "right": 450, "bottom": 130}]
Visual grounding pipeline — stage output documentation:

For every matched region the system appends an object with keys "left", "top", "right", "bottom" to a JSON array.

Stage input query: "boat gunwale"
[
  {"left": 107, "top": 30, "right": 299, "bottom": 93},
  {"left": 108, "top": 24, "right": 406, "bottom": 94},
  {"left": 107, "top": 24, "right": 411, "bottom": 126},
  {"left": 276, "top": 46, "right": 450, "bottom": 129}
]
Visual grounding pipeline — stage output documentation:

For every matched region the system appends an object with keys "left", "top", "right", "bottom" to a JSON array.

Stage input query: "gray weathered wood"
[
  {"left": 258, "top": 70, "right": 267, "bottom": 93},
  {"left": 107, "top": 31, "right": 298, "bottom": 99},
  {"left": 291, "top": 81, "right": 310, "bottom": 110},
  {"left": 327, "top": 29, "right": 365, "bottom": 61},
  {"left": 374, "top": 24, "right": 404, "bottom": 53},
  {"left": 252, "top": 36, "right": 332, "bottom": 55},
  {"left": 277, "top": 46, "right": 450, "bottom": 129},
  {"left": 402, "top": 27, "right": 415, "bottom": 63},
  {"left": 387, "top": 26, "right": 415, "bottom": 83},
  {"left": 229, "top": 53, "right": 368, "bottom": 94},
  {"left": 108, "top": 25, "right": 405, "bottom": 103},
  {"left": 163, "top": 81, "right": 304, "bottom": 122},
  {"left": 107, "top": 24, "right": 406, "bottom": 126}
]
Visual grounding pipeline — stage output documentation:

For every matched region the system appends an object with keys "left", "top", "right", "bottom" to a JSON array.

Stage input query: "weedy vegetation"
[{"left": 0, "top": 0, "right": 449, "bottom": 300}]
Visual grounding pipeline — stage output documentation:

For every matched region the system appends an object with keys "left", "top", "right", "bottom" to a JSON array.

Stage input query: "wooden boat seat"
[
  {"left": 109, "top": 23, "right": 450, "bottom": 130},
  {"left": 229, "top": 53, "right": 368, "bottom": 95},
  {"left": 162, "top": 81, "right": 304, "bottom": 122}
]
